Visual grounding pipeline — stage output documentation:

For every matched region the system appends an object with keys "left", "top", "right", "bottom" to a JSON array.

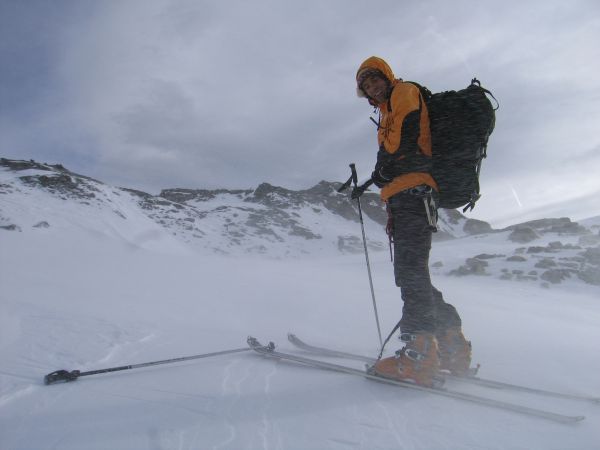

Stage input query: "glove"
[
  {"left": 372, "top": 148, "right": 397, "bottom": 188},
  {"left": 351, "top": 184, "right": 368, "bottom": 200},
  {"left": 350, "top": 179, "right": 374, "bottom": 200}
]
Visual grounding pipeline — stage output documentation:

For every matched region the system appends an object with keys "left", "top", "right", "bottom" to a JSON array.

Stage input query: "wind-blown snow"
[{"left": 1, "top": 164, "right": 599, "bottom": 449}]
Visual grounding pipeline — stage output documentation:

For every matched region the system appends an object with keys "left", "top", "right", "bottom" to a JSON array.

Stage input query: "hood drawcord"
[{"left": 370, "top": 107, "right": 382, "bottom": 130}]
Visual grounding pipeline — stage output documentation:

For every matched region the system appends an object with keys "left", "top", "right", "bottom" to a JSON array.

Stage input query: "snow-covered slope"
[
  {"left": 1, "top": 158, "right": 600, "bottom": 448},
  {"left": 1, "top": 207, "right": 599, "bottom": 449}
]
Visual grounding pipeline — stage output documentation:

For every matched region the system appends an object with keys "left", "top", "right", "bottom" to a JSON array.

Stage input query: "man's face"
[{"left": 361, "top": 75, "right": 390, "bottom": 104}]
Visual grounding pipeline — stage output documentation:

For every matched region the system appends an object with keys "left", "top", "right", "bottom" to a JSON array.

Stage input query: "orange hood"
[
  {"left": 356, "top": 56, "right": 395, "bottom": 83},
  {"left": 355, "top": 56, "right": 398, "bottom": 102}
]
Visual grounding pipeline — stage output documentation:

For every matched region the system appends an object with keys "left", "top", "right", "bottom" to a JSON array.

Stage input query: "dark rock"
[
  {"left": 503, "top": 217, "right": 585, "bottom": 234},
  {"left": 161, "top": 188, "right": 252, "bottom": 203},
  {"left": 449, "top": 258, "right": 488, "bottom": 276},
  {"left": 580, "top": 247, "right": 600, "bottom": 266},
  {"left": 0, "top": 224, "right": 21, "bottom": 231},
  {"left": 506, "top": 255, "right": 527, "bottom": 262},
  {"left": 0, "top": 158, "right": 52, "bottom": 172},
  {"left": 578, "top": 267, "right": 600, "bottom": 285},
  {"left": 540, "top": 269, "right": 573, "bottom": 284},
  {"left": 474, "top": 253, "right": 505, "bottom": 260},
  {"left": 578, "top": 234, "right": 600, "bottom": 246},
  {"left": 535, "top": 258, "right": 557, "bottom": 269},
  {"left": 558, "top": 261, "right": 580, "bottom": 270},
  {"left": 527, "top": 246, "right": 551, "bottom": 254},
  {"left": 463, "top": 218, "right": 493, "bottom": 235},
  {"left": 508, "top": 226, "right": 540, "bottom": 243}
]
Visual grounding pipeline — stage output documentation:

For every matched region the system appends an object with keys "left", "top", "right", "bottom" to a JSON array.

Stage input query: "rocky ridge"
[
  {"left": 0, "top": 158, "right": 477, "bottom": 253},
  {"left": 1, "top": 158, "right": 599, "bottom": 287}
]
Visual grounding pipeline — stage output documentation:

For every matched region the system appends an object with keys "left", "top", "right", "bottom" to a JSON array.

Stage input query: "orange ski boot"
[
  {"left": 437, "top": 327, "right": 472, "bottom": 376},
  {"left": 371, "top": 333, "right": 440, "bottom": 387}
]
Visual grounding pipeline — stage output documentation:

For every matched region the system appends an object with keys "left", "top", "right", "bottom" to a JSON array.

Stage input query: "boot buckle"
[
  {"left": 399, "top": 333, "right": 417, "bottom": 343},
  {"left": 396, "top": 348, "right": 426, "bottom": 362}
]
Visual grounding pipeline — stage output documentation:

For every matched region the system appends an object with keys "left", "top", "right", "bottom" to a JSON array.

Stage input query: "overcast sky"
[{"left": 1, "top": 0, "right": 599, "bottom": 227}]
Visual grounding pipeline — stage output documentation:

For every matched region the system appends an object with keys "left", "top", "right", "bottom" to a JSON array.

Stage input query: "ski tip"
[{"left": 556, "top": 415, "right": 585, "bottom": 424}]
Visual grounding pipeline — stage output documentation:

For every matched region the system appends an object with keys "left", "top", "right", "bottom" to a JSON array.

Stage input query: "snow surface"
[{"left": 1, "top": 201, "right": 600, "bottom": 449}]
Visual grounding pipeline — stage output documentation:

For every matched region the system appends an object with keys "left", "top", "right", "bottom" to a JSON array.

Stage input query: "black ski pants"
[{"left": 388, "top": 190, "right": 462, "bottom": 335}]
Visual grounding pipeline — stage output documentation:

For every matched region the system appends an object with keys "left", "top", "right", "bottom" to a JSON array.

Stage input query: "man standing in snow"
[{"left": 354, "top": 56, "right": 472, "bottom": 387}]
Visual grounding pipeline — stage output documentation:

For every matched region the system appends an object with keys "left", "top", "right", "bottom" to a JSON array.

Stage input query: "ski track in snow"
[
  {"left": 371, "top": 394, "right": 410, "bottom": 449},
  {"left": 0, "top": 307, "right": 149, "bottom": 404},
  {"left": 212, "top": 358, "right": 257, "bottom": 450},
  {"left": 259, "top": 366, "right": 280, "bottom": 450}
]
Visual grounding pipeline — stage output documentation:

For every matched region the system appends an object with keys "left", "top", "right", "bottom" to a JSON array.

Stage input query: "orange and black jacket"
[{"left": 357, "top": 57, "right": 438, "bottom": 201}]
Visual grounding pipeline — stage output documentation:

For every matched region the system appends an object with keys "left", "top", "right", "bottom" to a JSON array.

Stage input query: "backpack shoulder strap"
[{"left": 404, "top": 81, "right": 433, "bottom": 102}]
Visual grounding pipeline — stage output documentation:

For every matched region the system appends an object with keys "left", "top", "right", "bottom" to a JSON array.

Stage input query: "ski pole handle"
[
  {"left": 349, "top": 163, "right": 358, "bottom": 186},
  {"left": 44, "top": 369, "right": 81, "bottom": 385},
  {"left": 339, "top": 163, "right": 372, "bottom": 198}
]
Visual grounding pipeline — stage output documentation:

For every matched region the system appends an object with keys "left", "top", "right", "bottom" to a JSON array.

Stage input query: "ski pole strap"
[
  {"left": 338, "top": 174, "right": 353, "bottom": 193},
  {"left": 337, "top": 162, "right": 360, "bottom": 193},
  {"left": 377, "top": 320, "right": 402, "bottom": 360}
]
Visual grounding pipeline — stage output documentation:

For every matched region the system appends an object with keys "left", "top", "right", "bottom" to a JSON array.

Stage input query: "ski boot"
[
  {"left": 436, "top": 327, "right": 474, "bottom": 376},
  {"left": 371, "top": 333, "right": 441, "bottom": 387}
]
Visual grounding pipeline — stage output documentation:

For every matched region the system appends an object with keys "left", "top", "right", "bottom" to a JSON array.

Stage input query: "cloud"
[{"left": 1, "top": 0, "right": 600, "bottom": 226}]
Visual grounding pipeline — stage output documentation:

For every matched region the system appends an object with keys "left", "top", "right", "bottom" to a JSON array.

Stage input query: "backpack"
[{"left": 410, "top": 79, "right": 498, "bottom": 211}]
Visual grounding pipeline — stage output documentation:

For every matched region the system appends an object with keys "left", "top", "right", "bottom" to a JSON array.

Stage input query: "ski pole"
[
  {"left": 43, "top": 347, "right": 250, "bottom": 385},
  {"left": 339, "top": 163, "right": 383, "bottom": 348}
]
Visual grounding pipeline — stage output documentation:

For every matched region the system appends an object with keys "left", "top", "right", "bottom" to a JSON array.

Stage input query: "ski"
[
  {"left": 248, "top": 337, "right": 584, "bottom": 424},
  {"left": 287, "top": 333, "right": 600, "bottom": 405}
]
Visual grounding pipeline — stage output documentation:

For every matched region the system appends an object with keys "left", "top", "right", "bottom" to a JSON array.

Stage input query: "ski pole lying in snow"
[
  {"left": 338, "top": 163, "right": 383, "bottom": 348},
  {"left": 43, "top": 347, "right": 250, "bottom": 385}
]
